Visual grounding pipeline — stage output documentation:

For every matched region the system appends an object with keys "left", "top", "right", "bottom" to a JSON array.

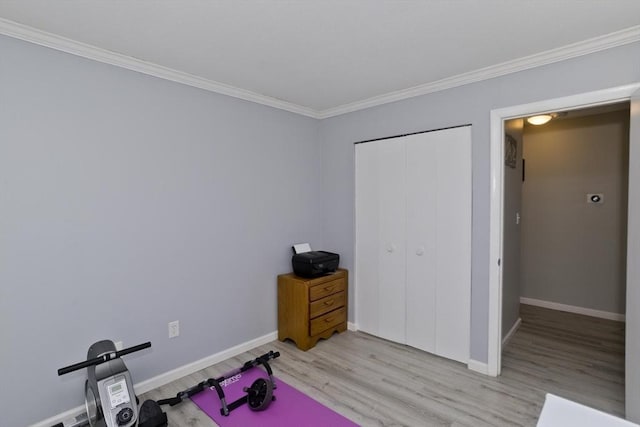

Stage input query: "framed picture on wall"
[{"left": 505, "top": 134, "right": 517, "bottom": 169}]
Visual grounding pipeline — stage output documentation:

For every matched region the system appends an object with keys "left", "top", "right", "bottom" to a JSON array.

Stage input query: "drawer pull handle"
[
  {"left": 324, "top": 300, "right": 334, "bottom": 306},
  {"left": 325, "top": 317, "right": 334, "bottom": 323},
  {"left": 324, "top": 286, "right": 335, "bottom": 292}
]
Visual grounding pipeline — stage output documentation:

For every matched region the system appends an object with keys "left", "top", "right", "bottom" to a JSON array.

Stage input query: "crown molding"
[
  {"left": 318, "top": 25, "right": 640, "bottom": 119},
  {"left": 0, "top": 17, "right": 320, "bottom": 119},
  {"left": 1, "top": 18, "right": 639, "bottom": 120}
]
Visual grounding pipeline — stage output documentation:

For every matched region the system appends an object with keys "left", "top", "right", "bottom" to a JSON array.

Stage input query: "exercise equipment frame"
[{"left": 157, "top": 350, "right": 280, "bottom": 416}]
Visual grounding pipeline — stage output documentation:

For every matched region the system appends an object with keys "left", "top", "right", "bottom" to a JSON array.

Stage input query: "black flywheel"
[{"left": 245, "top": 378, "right": 274, "bottom": 411}]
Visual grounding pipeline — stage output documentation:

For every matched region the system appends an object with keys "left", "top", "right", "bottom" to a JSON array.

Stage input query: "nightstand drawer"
[
  {"left": 309, "top": 291, "right": 346, "bottom": 318},
  {"left": 309, "top": 277, "right": 345, "bottom": 301},
  {"left": 310, "top": 307, "right": 346, "bottom": 336}
]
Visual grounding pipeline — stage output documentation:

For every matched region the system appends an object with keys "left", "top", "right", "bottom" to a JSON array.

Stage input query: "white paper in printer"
[{"left": 292, "top": 243, "right": 312, "bottom": 254}]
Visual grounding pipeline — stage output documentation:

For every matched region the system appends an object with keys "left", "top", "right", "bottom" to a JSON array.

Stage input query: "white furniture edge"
[{"left": 537, "top": 393, "right": 639, "bottom": 426}]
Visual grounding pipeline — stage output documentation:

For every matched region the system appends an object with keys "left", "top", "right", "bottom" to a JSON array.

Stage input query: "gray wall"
[
  {"left": 0, "top": 35, "right": 322, "bottom": 427},
  {"left": 502, "top": 119, "right": 524, "bottom": 339},
  {"left": 319, "top": 41, "right": 640, "bottom": 363},
  {"left": 520, "top": 111, "right": 629, "bottom": 314}
]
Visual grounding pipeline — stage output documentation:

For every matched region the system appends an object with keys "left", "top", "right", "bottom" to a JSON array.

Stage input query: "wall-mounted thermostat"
[{"left": 587, "top": 193, "right": 604, "bottom": 204}]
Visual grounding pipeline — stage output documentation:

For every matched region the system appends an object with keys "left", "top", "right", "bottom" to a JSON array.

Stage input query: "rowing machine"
[
  {"left": 57, "top": 340, "right": 165, "bottom": 427},
  {"left": 158, "top": 350, "right": 280, "bottom": 416}
]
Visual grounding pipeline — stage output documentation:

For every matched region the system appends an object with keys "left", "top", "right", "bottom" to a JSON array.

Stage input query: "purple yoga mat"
[{"left": 190, "top": 368, "right": 359, "bottom": 427}]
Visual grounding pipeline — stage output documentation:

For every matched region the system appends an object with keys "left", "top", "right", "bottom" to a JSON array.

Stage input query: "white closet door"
[
  {"left": 355, "top": 141, "right": 381, "bottom": 335},
  {"left": 356, "top": 126, "right": 470, "bottom": 364},
  {"left": 377, "top": 140, "right": 407, "bottom": 343},
  {"left": 433, "top": 126, "right": 471, "bottom": 363},
  {"left": 405, "top": 133, "right": 438, "bottom": 354},
  {"left": 355, "top": 140, "right": 406, "bottom": 342},
  {"left": 405, "top": 127, "right": 471, "bottom": 363}
]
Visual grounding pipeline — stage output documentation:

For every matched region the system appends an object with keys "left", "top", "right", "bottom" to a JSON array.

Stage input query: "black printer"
[{"left": 292, "top": 250, "right": 340, "bottom": 278}]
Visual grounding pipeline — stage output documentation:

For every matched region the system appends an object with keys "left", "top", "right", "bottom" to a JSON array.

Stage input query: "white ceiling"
[{"left": 1, "top": 1, "right": 640, "bottom": 117}]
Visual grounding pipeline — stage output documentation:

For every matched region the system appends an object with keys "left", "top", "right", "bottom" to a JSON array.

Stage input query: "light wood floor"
[{"left": 140, "top": 304, "right": 625, "bottom": 426}]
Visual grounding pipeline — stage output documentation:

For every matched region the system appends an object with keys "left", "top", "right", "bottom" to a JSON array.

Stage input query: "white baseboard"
[
  {"left": 135, "top": 331, "right": 278, "bottom": 394},
  {"left": 502, "top": 317, "right": 522, "bottom": 347},
  {"left": 31, "top": 331, "right": 278, "bottom": 427},
  {"left": 467, "top": 359, "right": 489, "bottom": 375},
  {"left": 348, "top": 321, "right": 357, "bottom": 331},
  {"left": 520, "top": 297, "right": 625, "bottom": 322},
  {"left": 31, "top": 405, "right": 87, "bottom": 427}
]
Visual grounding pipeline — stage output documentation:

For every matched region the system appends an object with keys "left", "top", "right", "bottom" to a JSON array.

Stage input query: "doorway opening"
[
  {"left": 501, "top": 102, "right": 629, "bottom": 417},
  {"left": 487, "top": 82, "right": 640, "bottom": 419}
]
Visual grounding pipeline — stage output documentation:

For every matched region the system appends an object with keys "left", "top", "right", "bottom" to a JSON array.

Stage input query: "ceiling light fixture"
[{"left": 527, "top": 114, "right": 553, "bottom": 125}]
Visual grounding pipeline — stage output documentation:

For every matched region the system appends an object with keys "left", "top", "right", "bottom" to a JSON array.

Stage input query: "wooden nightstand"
[{"left": 277, "top": 269, "right": 348, "bottom": 351}]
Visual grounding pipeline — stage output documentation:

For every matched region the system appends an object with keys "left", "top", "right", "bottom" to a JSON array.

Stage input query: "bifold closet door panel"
[
  {"left": 433, "top": 126, "right": 471, "bottom": 364},
  {"left": 355, "top": 140, "right": 407, "bottom": 343},
  {"left": 405, "top": 133, "right": 438, "bottom": 354},
  {"left": 355, "top": 141, "right": 381, "bottom": 336},
  {"left": 376, "top": 140, "right": 407, "bottom": 343}
]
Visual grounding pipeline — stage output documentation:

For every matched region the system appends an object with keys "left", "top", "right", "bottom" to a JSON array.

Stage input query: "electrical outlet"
[
  {"left": 168, "top": 320, "right": 180, "bottom": 338},
  {"left": 115, "top": 341, "right": 124, "bottom": 351}
]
